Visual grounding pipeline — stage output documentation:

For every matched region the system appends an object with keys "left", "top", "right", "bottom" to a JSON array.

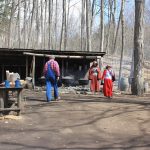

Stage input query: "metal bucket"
[
  {"left": 62, "top": 76, "right": 74, "bottom": 86},
  {"left": 78, "top": 79, "right": 89, "bottom": 85}
]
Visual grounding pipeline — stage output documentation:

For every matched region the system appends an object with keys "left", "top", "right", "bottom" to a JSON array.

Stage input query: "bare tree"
[
  {"left": 8, "top": 0, "right": 15, "bottom": 48},
  {"left": 113, "top": 1, "right": 122, "bottom": 54},
  {"left": 65, "top": 0, "right": 70, "bottom": 50},
  {"left": 17, "top": 0, "right": 21, "bottom": 48},
  {"left": 81, "top": 0, "right": 86, "bottom": 51},
  {"left": 91, "top": 0, "right": 96, "bottom": 28},
  {"left": 131, "top": 0, "right": 145, "bottom": 95},
  {"left": 40, "top": 0, "right": 44, "bottom": 49},
  {"left": 100, "top": 0, "right": 104, "bottom": 52},
  {"left": 105, "top": 0, "right": 113, "bottom": 54},
  {"left": 36, "top": 0, "right": 40, "bottom": 48},
  {"left": 27, "top": 0, "right": 36, "bottom": 48},
  {"left": 60, "top": 0, "right": 67, "bottom": 50},
  {"left": 54, "top": 0, "right": 58, "bottom": 49},
  {"left": 44, "top": 0, "right": 48, "bottom": 49},
  {"left": 118, "top": 0, "right": 125, "bottom": 89},
  {"left": 23, "top": 0, "right": 27, "bottom": 48},
  {"left": 64, "top": 0, "right": 68, "bottom": 50},
  {"left": 86, "top": 0, "right": 92, "bottom": 51},
  {"left": 48, "top": 0, "right": 53, "bottom": 49}
]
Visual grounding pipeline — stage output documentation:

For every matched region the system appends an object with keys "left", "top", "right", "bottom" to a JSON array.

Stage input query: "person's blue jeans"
[{"left": 46, "top": 79, "right": 59, "bottom": 102}]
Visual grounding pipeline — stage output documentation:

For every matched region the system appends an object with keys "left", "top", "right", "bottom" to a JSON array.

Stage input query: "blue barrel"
[
  {"left": 5, "top": 80, "right": 10, "bottom": 88},
  {"left": 15, "top": 80, "right": 21, "bottom": 88}
]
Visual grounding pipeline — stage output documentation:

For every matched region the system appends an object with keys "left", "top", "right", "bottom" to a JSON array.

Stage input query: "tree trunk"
[
  {"left": 131, "top": 0, "right": 145, "bottom": 95},
  {"left": 64, "top": 0, "right": 67, "bottom": 50},
  {"left": 86, "top": 0, "right": 92, "bottom": 52},
  {"left": 54, "top": 0, "right": 58, "bottom": 49},
  {"left": 36, "top": 0, "right": 40, "bottom": 48},
  {"left": 40, "top": 0, "right": 44, "bottom": 49},
  {"left": 105, "top": 0, "right": 113, "bottom": 54},
  {"left": 27, "top": 0, "right": 36, "bottom": 48},
  {"left": 48, "top": 0, "right": 53, "bottom": 49},
  {"left": 118, "top": 0, "right": 125, "bottom": 90},
  {"left": 8, "top": 0, "right": 15, "bottom": 48},
  {"left": 23, "top": 0, "right": 27, "bottom": 48},
  {"left": 113, "top": 2, "right": 122, "bottom": 54},
  {"left": 100, "top": 0, "right": 104, "bottom": 52},
  {"left": 17, "top": 0, "right": 21, "bottom": 48},
  {"left": 81, "top": 0, "right": 86, "bottom": 51},
  {"left": 91, "top": 0, "right": 96, "bottom": 32},
  {"left": 44, "top": 0, "right": 48, "bottom": 49},
  {"left": 60, "top": 0, "right": 66, "bottom": 50},
  {"left": 3, "top": 0, "right": 9, "bottom": 47},
  {"left": 111, "top": 0, "right": 116, "bottom": 53}
]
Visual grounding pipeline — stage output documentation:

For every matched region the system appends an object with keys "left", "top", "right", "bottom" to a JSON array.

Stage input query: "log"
[
  {"left": 23, "top": 52, "right": 99, "bottom": 59},
  {"left": 0, "top": 108, "right": 20, "bottom": 111}
]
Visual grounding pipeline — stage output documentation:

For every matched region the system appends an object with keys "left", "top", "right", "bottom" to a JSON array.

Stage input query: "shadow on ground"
[{"left": 0, "top": 91, "right": 150, "bottom": 150}]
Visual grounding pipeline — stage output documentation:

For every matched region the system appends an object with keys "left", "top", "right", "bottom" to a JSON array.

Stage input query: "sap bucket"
[
  {"left": 5, "top": 80, "right": 10, "bottom": 88},
  {"left": 120, "top": 77, "right": 129, "bottom": 91},
  {"left": 15, "top": 80, "right": 21, "bottom": 88}
]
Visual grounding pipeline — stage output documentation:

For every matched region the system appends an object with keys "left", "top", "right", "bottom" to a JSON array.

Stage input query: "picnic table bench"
[{"left": 0, "top": 87, "right": 23, "bottom": 116}]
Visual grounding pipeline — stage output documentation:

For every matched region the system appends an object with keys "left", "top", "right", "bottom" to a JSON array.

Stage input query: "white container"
[
  {"left": 6, "top": 70, "right": 10, "bottom": 80},
  {"left": 144, "top": 82, "right": 149, "bottom": 93}
]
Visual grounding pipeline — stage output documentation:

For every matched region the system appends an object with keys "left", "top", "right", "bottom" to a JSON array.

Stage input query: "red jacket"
[{"left": 88, "top": 66, "right": 101, "bottom": 80}]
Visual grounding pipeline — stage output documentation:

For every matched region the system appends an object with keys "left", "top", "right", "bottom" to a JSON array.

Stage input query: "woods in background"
[
  {"left": 0, "top": 0, "right": 148, "bottom": 95},
  {"left": 0, "top": 0, "right": 149, "bottom": 57}
]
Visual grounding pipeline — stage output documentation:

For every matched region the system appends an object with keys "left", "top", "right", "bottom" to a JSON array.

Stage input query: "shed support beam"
[
  {"left": 23, "top": 52, "right": 99, "bottom": 59},
  {"left": 2, "top": 65, "right": 4, "bottom": 81},
  {"left": 26, "top": 56, "right": 28, "bottom": 77},
  {"left": 62, "top": 60, "right": 64, "bottom": 76},
  {"left": 32, "top": 56, "right": 35, "bottom": 89}
]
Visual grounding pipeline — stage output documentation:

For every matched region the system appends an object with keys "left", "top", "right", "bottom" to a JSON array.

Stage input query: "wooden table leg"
[
  {"left": 0, "top": 98, "right": 4, "bottom": 116},
  {"left": 0, "top": 91, "right": 4, "bottom": 116},
  {"left": 17, "top": 90, "right": 22, "bottom": 116},
  {"left": 4, "top": 91, "right": 9, "bottom": 108}
]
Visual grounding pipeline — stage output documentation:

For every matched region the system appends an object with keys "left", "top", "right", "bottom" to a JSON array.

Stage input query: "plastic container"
[
  {"left": 5, "top": 80, "right": 10, "bottom": 88},
  {"left": 120, "top": 77, "right": 129, "bottom": 91},
  {"left": 15, "top": 80, "right": 21, "bottom": 88}
]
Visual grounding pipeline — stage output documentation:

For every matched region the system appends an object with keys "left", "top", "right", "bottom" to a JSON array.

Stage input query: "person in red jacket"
[
  {"left": 88, "top": 61, "right": 101, "bottom": 93},
  {"left": 102, "top": 65, "right": 115, "bottom": 98}
]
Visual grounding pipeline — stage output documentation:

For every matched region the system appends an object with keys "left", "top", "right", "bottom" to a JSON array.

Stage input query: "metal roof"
[{"left": 0, "top": 48, "right": 106, "bottom": 57}]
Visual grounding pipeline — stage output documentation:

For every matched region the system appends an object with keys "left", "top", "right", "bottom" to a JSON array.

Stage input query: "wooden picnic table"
[{"left": 0, "top": 87, "right": 23, "bottom": 116}]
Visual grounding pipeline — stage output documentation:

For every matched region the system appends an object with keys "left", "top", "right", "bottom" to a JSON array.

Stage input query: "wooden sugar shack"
[{"left": 0, "top": 48, "right": 105, "bottom": 86}]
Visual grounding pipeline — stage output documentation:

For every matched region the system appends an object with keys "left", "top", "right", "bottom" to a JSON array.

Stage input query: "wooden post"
[
  {"left": 62, "top": 59, "right": 64, "bottom": 76},
  {"left": 66, "top": 61, "right": 68, "bottom": 75},
  {"left": 5, "top": 91, "right": 9, "bottom": 108},
  {"left": 0, "top": 97, "right": 4, "bottom": 116},
  {"left": 26, "top": 56, "right": 28, "bottom": 77},
  {"left": 32, "top": 56, "right": 35, "bottom": 89},
  {"left": 42, "top": 57, "right": 46, "bottom": 77},
  {"left": 2, "top": 65, "right": 4, "bottom": 81},
  {"left": 17, "top": 90, "right": 22, "bottom": 116}
]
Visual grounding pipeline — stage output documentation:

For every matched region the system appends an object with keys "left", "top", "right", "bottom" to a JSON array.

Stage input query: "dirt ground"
[{"left": 0, "top": 89, "right": 150, "bottom": 150}]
